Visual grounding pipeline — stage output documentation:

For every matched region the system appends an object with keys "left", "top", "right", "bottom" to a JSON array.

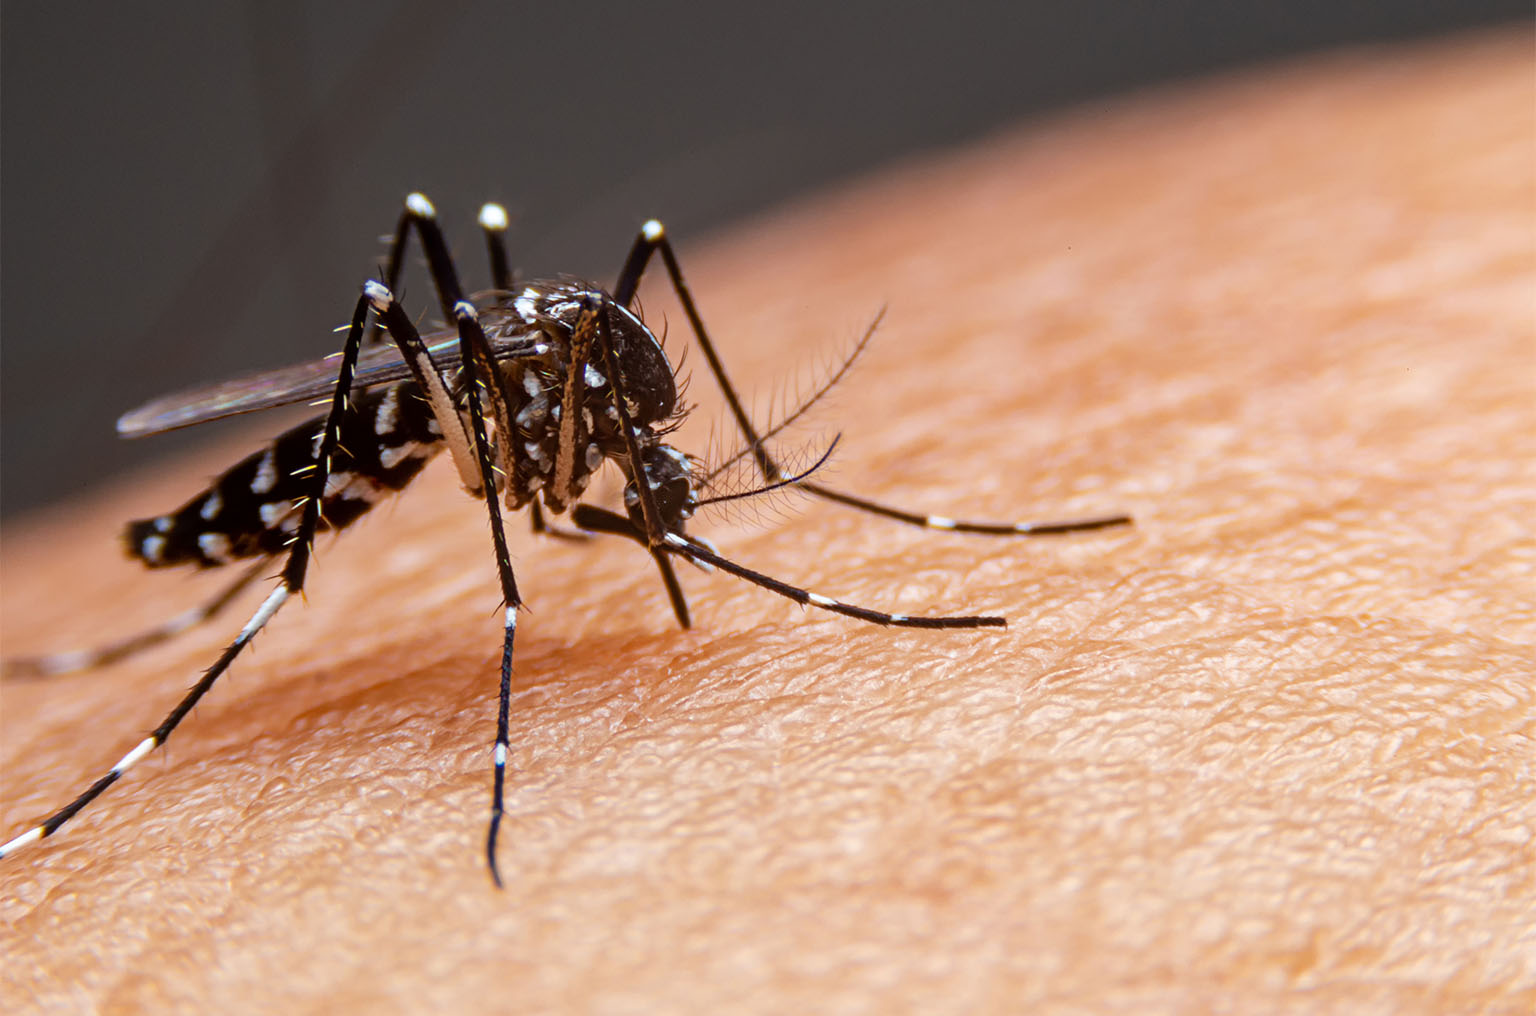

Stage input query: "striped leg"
[
  {"left": 368, "top": 286, "right": 524, "bottom": 887},
  {"left": 375, "top": 194, "right": 531, "bottom": 505},
  {"left": 477, "top": 202, "right": 514, "bottom": 295},
  {"left": 460, "top": 207, "right": 534, "bottom": 848},
  {"left": 478, "top": 202, "right": 588, "bottom": 543},
  {"left": 2, "top": 558, "right": 271, "bottom": 679},
  {"left": 0, "top": 290, "right": 375, "bottom": 861},
  {"left": 569, "top": 504, "right": 1003, "bottom": 630},
  {"left": 663, "top": 533, "right": 1005, "bottom": 629},
  {"left": 455, "top": 300, "right": 524, "bottom": 889},
  {"left": 365, "top": 193, "right": 463, "bottom": 346},
  {"left": 612, "top": 220, "right": 1133, "bottom": 536}
]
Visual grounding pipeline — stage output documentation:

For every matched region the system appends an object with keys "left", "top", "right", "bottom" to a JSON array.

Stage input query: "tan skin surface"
[{"left": 2, "top": 29, "right": 1532, "bottom": 1014}]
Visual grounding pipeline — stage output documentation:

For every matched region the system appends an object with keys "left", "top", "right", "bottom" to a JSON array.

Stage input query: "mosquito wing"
[{"left": 117, "top": 319, "right": 545, "bottom": 438}]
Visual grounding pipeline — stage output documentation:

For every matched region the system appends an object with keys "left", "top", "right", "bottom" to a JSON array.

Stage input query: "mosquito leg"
[
  {"left": 647, "top": 552, "right": 691, "bottom": 629},
  {"left": 571, "top": 503, "right": 999, "bottom": 630},
  {"left": 364, "top": 280, "right": 526, "bottom": 886},
  {"left": 526, "top": 501, "right": 590, "bottom": 542},
  {"left": 612, "top": 220, "right": 1132, "bottom": 536},
  {"left": 481, "top": 199, "right": 584, "bottom": 543},
  {"left": 0, "top": 291, "right": 376, "bottom": 861},
  {"left": 546, "top": 295, "right": 695, "bottom": 631},
  {"left": 364, "top": 193, "right": 461, "bottom": 346},
  {"left": 394, "top": 195, "right": 537, "bottom": 508},
  {"left": 805, "top": 488, "right": 1132, "bottom": 536},
  {"left": 353, "top": 195, "right": 495, "bottom": 495},
  {"left": 666, "top": 531, "right": 1004, "bottom": 628},
  {"left": 463, "top": 309, "right": 521, "bottom": 890},
  {"left": 478, "top": 205, "right": 547, "bottom": 474},
  {"left": 476, "top": 203, "right": 583, "bottom": 547},
  {"left": 362, "top": 195, "right": 534, "bottom": 543},
  {"left": 2, "top": 558, "right": 271, "bottom": 679},
  {"left": 475, "top": 201, "right": 578, "bottom": 545},
  {"left": 450, "top": 300, "right": 524, "bottom": 887},
  {"left": 527, "top": 501, "right": 551, "bottom": 535},
  {"left": 612, "top": 221, "right": 772, "bottom": 476},
  {"left": 667, "top": 532, "right": 1004, "bottom": 628},
  {"left": 478, "top": 202, "right": 514, "bottom": 293},
  {"left": 475, "top": 203, "right": 594, "bottom": 538}
]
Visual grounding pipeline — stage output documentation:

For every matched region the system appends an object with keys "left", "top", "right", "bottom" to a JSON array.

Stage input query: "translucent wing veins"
[{"left": 117, "top": 310, "right": 545, "bottom": 438}]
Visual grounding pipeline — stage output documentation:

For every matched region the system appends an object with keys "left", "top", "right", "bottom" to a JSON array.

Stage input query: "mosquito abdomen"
[{"left": 126, "top": 382, "right": 445, "bottom": 568}]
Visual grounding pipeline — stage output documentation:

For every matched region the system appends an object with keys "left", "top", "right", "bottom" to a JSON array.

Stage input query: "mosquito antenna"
[{"left": 702, "top": 310, "right": 881, "bottom": 486}]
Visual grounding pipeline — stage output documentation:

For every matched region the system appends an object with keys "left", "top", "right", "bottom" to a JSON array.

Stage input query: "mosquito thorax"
[
  {"left": 477, "top": 281, "right": 683, "bottom": 515},
  {"left": 511, "top": 281, "right": 677, "bottom": 426}
]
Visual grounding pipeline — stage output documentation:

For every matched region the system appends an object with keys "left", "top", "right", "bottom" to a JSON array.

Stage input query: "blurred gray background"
[{"left": 2, "top": 1, "right": 1527, "bottom": 517}]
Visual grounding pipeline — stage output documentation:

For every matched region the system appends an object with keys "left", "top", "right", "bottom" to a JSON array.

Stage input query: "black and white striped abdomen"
[{"left": 127, "top": 383, "right": 444, "bottom": 568}]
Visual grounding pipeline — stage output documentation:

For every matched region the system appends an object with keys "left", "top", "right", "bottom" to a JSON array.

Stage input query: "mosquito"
[{"left": 0, "top": 194, "right": 1131, "bottom": 884}]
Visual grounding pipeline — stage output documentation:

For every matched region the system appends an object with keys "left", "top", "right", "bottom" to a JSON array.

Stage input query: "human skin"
[{"left": 2, "top": 28, "right": 1531, "bottom": 1015}]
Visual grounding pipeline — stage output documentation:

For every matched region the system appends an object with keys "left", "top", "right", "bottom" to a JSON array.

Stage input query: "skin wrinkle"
[{"left": 1, "top": 27, "right": 1532, "bottom": 1014}]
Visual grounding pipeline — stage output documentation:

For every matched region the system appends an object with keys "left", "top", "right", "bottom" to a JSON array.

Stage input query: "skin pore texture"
[{"left": 1, "top": 29, "right": 1530, "bottom": 1015}]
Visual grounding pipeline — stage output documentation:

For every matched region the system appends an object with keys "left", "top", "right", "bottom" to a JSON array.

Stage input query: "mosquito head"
[{"left": 624, "top": 443, "right": 697, "bottom": 535}]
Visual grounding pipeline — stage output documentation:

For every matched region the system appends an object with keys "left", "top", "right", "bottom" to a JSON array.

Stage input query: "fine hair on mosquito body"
[{"left": 0, "top": 194, "right": 1133, "bottom": 885}]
